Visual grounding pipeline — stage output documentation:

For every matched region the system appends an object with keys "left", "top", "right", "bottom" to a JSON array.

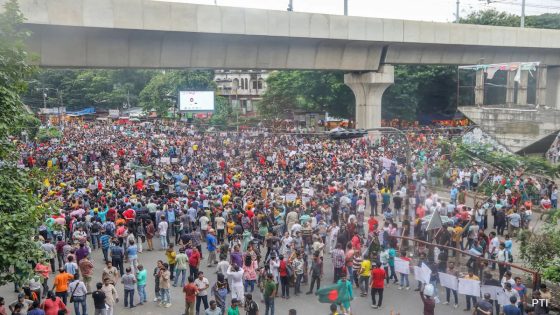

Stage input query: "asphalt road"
[
  {"left": 0, "top": 189, "right": 542, "bottom": 315},
  {"left": 0, "top": 229, "right": 494, "bottom": 315}
]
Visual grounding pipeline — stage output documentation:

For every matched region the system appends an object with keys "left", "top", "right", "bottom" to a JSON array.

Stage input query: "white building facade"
[{"left": 214, "top": 70, "right": 269, "bottom": 114}]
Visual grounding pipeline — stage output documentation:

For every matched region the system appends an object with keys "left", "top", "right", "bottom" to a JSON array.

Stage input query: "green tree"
[
  {"left": 383, "top": 65, "right": 457, "bottom": 121},
  {"left": 461, "top": 9, "right": 560, "bottom": 29},
  {"left": 210, "top": 96, "right": 233, "bottom": 126},
  {"left": 23, "top": 69, "right": 157, "bottom": 111},
  {"left": 259, "top": 71, "right": 354, "bottom": 118},
  {"left": 139, "top": 70, "right": 216, "bottom": 117},
  {"left": 0, "top": 0, "right": 54, "bottom": 285},
  {"left": 460, "top": 9, "right": 520, "bottom": 26}
]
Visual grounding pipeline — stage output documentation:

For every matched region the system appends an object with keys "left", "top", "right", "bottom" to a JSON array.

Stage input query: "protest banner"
[
  {"left": 496, "top": 290, "right": 510, "bottom": 306},
  {"left": 394, "top": 258, "right": 409, "bottom": 275},
  {"left": 286, "top": 193, "right": 297, "bottom": 202},
  {"left": 481, "top": 285, "right": 503, "bottom": 300},
  {"left": 413, "top": 265, "right": 430, "bottom": 284},
  {"left": 458, "top": 278, "right": 481, "bottom": 297},
  {"left": 438, "top": 272, "right": 458, "bottom": 291}
]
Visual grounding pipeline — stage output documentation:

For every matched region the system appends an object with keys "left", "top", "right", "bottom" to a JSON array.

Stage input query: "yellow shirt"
[
  {"left": 464, "top": 274, "right": 479, "bottom": 281},
  {"left": 452, "top": 226, "right": 463, "bottom": 242},
  {"left": 166, "top": 250, "right": 176, "bottom": 264},
  {"left": 222, "top": 194, "right": 231, "bottom": 205},
  {"left": 360, "top": 259, "right": 372, "bottom": 277},
  {"left": 226, "top": 221, "right": 235, "bottom": 235}
]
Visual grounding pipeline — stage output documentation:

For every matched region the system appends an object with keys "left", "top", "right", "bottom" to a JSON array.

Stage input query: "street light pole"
[
  {"left": 42, "top": 88, "right": 47, "bottom": 109},
  {"left": 520, "top": 0, "right": 526, "bottom": 27},
  {"left": 344, "top": 0, "right": 348, "bottom": 16},
  {"left": 287, "top": 0, "right": 293, "bottom": 11},
  {"left": 455, "top": 0, "right": 460, "bottom": 23},
  {"left": 58, "top": 89, "right": 63, "bottom": 129}
]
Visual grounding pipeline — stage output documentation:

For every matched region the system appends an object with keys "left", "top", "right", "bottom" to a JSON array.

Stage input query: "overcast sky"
[{"left": 155, "top": 0, "right": 560, "bottom": 22}]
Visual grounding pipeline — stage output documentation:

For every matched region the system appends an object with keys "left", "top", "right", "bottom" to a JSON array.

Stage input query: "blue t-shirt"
[
  {"left": 100, "top": 234, "right": 111, "bottom": 249},
  {"left": 503, "top": 304, "right": 521, "bottom": 315},
  {"left": 206, "top": 234, "right": 217, "bottom": 251},
  {"left": 166, "top": 210, "right": 176, "bottom": 223},
  {"left": 28, "top": 309, "right": 46, "bottom": 315},
  {"left": 127, "top": 245, "right": 138, "bottom": 258}
]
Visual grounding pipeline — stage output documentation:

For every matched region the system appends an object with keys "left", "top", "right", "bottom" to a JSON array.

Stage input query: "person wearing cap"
[
  {"left": 419, "top": 283, "right": 435, "bottom": 315},
  {"left": 227, "top": 298, "right": 240, "bottom": 315},
  {"left": 206, "top": 229, "right": 218, "bottom": 267},
  {"left": 244, "top": 293, "right": 259, "bottom": 315},
  {"left": 473, "top": 293, "right": 493, "bottom": 315},
  {"left": 9, "top": 293, "right": 33, "bottom": 315}
]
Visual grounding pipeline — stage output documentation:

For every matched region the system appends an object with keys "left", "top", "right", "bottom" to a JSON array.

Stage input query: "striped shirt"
[{"left": 332, "top": 249, "right": 345, "bottom": 268}]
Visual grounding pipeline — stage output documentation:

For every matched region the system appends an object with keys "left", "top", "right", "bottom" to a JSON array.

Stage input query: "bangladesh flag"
[{"left": 315, "top": 282, "right": 350, "bottom": 304}]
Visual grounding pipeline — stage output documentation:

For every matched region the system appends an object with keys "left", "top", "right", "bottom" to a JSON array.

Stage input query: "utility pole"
[
  {"left": 287, "top": 0, "right": 293, "bottom": 11},
  {"left": 344, "top": 0, "right": 348, "bottom": 16},
  {"left": 520, "top": 0, "right": 526, "bottom": 27},
  {"left": 455, "top": 0, "right": 460, "bottom": 22},
  {"left": 58, "top": 89, "right": 63, "bottom": 128},
  {"left": 42, "top": 88, "right": 47, "bottom": 109}
]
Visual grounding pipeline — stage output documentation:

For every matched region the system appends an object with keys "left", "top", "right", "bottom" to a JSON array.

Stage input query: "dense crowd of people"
[{"left": 0, "top": 121, "right": 554, "bottom": 315}]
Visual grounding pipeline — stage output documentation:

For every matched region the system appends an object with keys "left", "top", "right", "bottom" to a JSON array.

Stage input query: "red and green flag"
[{"left": 315, "top": 282, "right": 350, "bottom": 304}]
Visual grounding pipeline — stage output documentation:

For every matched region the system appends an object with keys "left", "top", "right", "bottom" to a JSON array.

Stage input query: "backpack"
[
  {"left": 91, "top": 222, "right": 101, "bottom": 234},
  {"left": 103, "top": 222, "right": 115, "bottom": 235}
]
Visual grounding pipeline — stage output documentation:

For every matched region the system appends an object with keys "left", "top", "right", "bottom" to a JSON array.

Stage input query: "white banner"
[
  {"left": 413, "top": 264, "right": 431, "bottom": 284},
  {"left": 394, "top": 258, "right": 409, "bottom": 275},
  {"left": 458, "top": 279, "right": 481, "bottom": 297},
  {"left": 481, "top": 285, "right": 503, "bottom": 300},
  {"left": 285, "top": 194, "right": 297, "bottom": 202},
  {"left": 438, "top": 272, "right": 458, "bottom": 291}
]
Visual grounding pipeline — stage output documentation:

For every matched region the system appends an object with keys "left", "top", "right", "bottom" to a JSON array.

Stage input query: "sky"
[{"left": 155, "top": 0, "right": 560, "bottom": 22}]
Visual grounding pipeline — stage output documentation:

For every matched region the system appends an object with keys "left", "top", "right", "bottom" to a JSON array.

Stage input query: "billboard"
[
  {"left": 108, "top": 109, "right": 120, "bottom": 118},
  {"left": 179, "top": 91, "right": 215, "bottom": 111}
]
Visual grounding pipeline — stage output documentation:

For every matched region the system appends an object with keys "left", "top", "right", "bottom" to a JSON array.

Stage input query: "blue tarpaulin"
[{"left": 66, "top": 107, "right": 95, "bottom": 116}]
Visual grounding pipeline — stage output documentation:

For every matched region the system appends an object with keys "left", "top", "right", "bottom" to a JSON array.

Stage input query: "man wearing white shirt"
[
  {"left": 68, "top": 274, "right": 88, "bottom": 315},
  {"left": 327, "top": 223, "right": 339, "bottom": 253},
  {"left": 488, "top": 232, "right": 500, "bottom": 269}
]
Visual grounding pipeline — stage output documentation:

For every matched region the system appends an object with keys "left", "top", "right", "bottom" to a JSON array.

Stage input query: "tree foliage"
[
  {"left": 259, "top": 71, "right": 354, "bottom": 118},
  {"left": 0, "top": 0, "right": 54, "bottom": 285},
  {"left": 383, "top": 65, "right": 457, "bottom": 121},
  {"left": 461, "top": 9, "right": 560, "bottom": 29},
  {"left": 209, "top": 96, "right": 233, "bottom": 126},
  {"left": 518, "top": 218, "right": 560, "bottom": 280},
  {"left": 24, "top": 69, "right": 156, "bottom": 111},
  {"left": 451, "top": 142, "right": 560, "bottom": 178}
]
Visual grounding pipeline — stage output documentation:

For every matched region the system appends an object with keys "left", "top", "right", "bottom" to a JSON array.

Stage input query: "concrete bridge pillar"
[
  {"left": 344, "top": 65, "right": 394, "bottom": 129},
  {"left": 517, "top": 70, "right": 529, "bottom": 105},
  {"left": 535, "top": 65, "right": 547, "bottom": 106},
  {"left": 546, "top": 67, "right": 560, "bottom": 110},
  {"left": 475, "top": 69, "right": 485, "bottom": 106},
  {"left": 506, "top": 70, "right": 516, "bottom": 107}
]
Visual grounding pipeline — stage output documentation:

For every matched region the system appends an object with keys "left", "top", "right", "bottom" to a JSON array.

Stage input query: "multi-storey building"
[{"left": 214, "top": 70, "right": 269, "bottom": 115}]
